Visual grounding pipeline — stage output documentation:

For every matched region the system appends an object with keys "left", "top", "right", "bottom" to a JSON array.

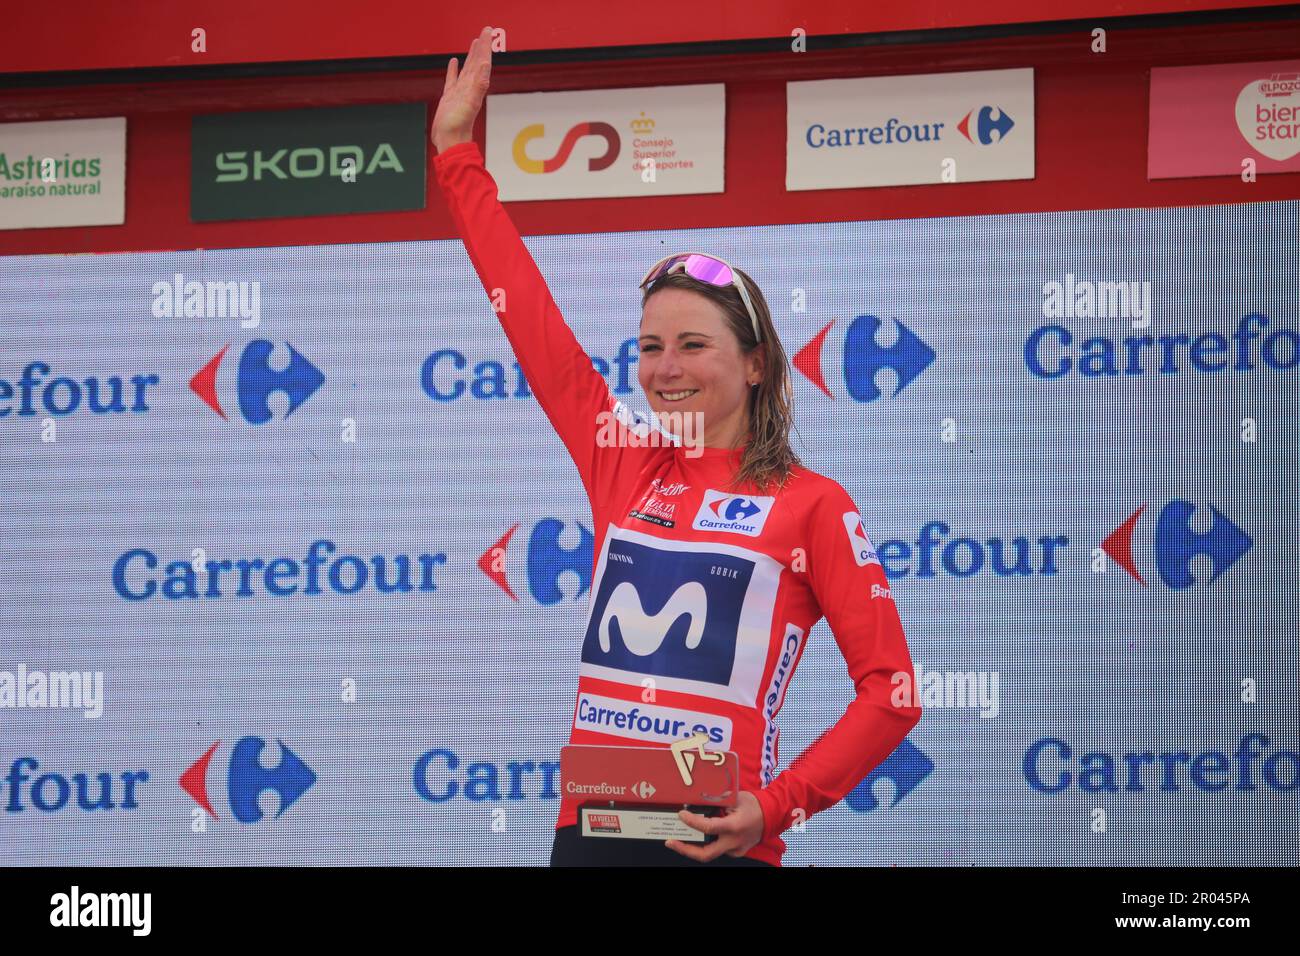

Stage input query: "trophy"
[{"left": 561, "top": 732, "right": 739, "bottom": 842}]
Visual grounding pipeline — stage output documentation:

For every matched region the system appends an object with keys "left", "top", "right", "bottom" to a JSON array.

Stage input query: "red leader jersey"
[{"left": 434, "top": 140, "right": 922, "bottom": 866}]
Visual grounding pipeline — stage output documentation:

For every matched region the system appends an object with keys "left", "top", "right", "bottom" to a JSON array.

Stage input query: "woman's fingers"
[
  {"left": 432, "top": 29, "right": 491, "bottom": 145},
  {"left": 443, "top": 56, "right": 458, "bottom": 96},
  {"left": 462, "top": 34, "right": 478, "bottom": 78},
  {"left": 468, "top": 26, "right": 491, "bottom": 79}
]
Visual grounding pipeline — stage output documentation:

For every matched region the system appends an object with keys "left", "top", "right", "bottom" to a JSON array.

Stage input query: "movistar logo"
[{"left": 598, "top": 582, "right": 708, "bottom": 656}]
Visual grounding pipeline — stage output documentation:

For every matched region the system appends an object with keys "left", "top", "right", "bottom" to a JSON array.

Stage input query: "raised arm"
[{"left": 431, "top": 28, "right": 652, "bottom": 497}]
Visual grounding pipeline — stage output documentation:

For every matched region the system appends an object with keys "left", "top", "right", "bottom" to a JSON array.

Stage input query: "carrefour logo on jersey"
[
  {"left": 478, "top": 518, "right": 593, "bottom": 604},
  {"left": 843, "top": 512, "right": 881, "bottom": 566},
  {"left": 421, "top": 338, "right": 638, "bottom": 402},
  {"left": 180, "top": 737, "right": 316, "bottom": 823},
  {"left": 792, "top": 315, "right": 936, "bottom": 403},
  {"left": 112, "top": 538, "right": 448, "bottom": 601},
  {"left": 575, "top": 693, "right": 732, "bottom": 748},
  {"left": 1025, "top": 313, "right": 1296, "bottom": 380},
  {"left": 1102, "top": 500, "right": 1252, "bottom": 589},
  {"left": 692, "top": 491, "right": 775, "bottom": 536}
]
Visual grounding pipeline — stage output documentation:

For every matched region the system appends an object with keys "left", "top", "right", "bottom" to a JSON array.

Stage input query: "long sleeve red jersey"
[{"left": 434, "top": 140, "right": 922, "bottom": 866}]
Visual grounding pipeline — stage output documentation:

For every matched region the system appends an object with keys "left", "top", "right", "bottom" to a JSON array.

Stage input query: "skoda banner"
[{"left": 190, "top": 103, "right": 427, "bottom": 223}]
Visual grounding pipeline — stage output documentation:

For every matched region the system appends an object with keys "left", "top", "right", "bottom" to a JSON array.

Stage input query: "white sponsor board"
[
  {"left": 486, "top": 84, "right": 724, "bottom": 200},
  {"left": 787, "top": 69, "right": 1034, "bottom": 190},
  {"left": 0, "top": 118, "right": 126, "bottom": 230}
]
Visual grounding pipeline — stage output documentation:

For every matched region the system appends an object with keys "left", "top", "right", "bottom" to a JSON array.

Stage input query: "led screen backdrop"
[{"left": 1, "top": 200, "right": 1296, "bottom": 865}]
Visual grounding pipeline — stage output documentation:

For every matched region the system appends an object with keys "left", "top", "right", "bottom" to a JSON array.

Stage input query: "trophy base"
[{"left": 578, "top": 803, "right": 721, "bottom": 842}]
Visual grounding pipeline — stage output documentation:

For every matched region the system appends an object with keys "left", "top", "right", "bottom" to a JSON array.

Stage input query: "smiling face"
[{"left": 638, "top": 287, "right": 763, "bottom": 449}]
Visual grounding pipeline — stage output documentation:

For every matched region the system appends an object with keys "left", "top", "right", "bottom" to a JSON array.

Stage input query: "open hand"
[
  {"left": 665, "top": 790, "right": 766, "bottom": 862},
  {"left": 433, "top": 25, "right": 493, "bottom": 153}
]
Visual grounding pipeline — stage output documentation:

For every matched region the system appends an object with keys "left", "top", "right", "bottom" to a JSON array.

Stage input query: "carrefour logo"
[
  {"left": 844, "top": 738, "right": 933, "bottom": 811},
  {"left": 1025, "top": 735, "right": 1297, "bottom": 793},
  {"left": 871, "top": 505, "right": 1253, "bottom": 586},
  {"left": 180, "top": 737, "right": 316, "bottom": 823},
  {"left": 1025, "top": 313, "right": 1296, "bottom": 380},
  {"left": 793, "top": 315, "right": 936, "bottom": 402},
  {"left": 877, "top": 520, "right": 1069, "bottom": 580},
  {"left": 3, "top": 757, "right": 148, "bottom": 813},
  {"left": 112, "top": 538, "right": 448, "bottom": 602},
  {"left": 1102, "top": 500, "right": 1252, "bottom": 589},
  {"left": 190, "top": 339, "right": 324, "bottom": 423},
  {"left": 422, "top": 339, "right": 637, "bottom": 403},
  {"left": 692, "top": 491, "right": 775, "bottom": 537},
  {"left": 413, "top": 747, "right": 561, "bottom": 803},
  {"left": 956, "top": 105, "right": 1015, "bottom": 145},
  {"left": 804, "top": 106, "right": 1014, "bottom": 149},
  {"left": 844, "top": 513, "right": 881, "bottom": 566},
  {"left": 1, "top": 361, "right": 160, "bottom": 421},
  {"left": 512, "top": 122, "right": 620, "bottom": 173},
  {"left": 478, "top": 519, "right": 593, "bottom": 604}
]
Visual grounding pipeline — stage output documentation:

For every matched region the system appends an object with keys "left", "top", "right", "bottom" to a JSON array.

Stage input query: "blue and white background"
[{"left": 1, "top": 199, "right": 1296, "bottom": 865}]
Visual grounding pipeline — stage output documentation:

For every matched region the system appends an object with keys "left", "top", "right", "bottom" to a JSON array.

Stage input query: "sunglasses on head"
[{"left": 639, "top": 252, "right": 761, "bottom": 343}]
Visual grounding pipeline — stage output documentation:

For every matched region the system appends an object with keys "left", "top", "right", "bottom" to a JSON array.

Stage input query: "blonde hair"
[{"left": 640, "top": 266, "right": 801, "bottom": 494}]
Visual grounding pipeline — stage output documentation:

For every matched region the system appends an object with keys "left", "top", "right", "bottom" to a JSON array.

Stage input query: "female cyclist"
[{"left": 433, "top": 27, "right": 922, "bottom": 867}]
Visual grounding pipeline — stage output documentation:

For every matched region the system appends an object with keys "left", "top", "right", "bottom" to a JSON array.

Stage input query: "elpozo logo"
[{"left": 190, "top": 103, "right": 427, "bottom": 222}]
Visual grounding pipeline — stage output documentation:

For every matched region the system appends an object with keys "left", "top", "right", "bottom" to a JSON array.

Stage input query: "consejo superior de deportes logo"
[
  {"left": 1102, "top": 500, "right": 1252, "bottom": 589},
  {"left": 189, "top": 339, "right": 325, "bottom": 423},
  {"left": 479, "top": 518, "right": 594, "bottom": 604},
  {"left": 793, "top": 315, "right": 937, "bottom": 402},
  {"left": 180, "top": 736, "right": 316, "bottom": 823},
  {"left": 512, "top": 121, "right": 621, "bottom": 173}
]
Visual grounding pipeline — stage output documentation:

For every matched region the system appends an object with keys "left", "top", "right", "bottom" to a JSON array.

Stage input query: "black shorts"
[{"left": 549, "top": 825, "right": 775, "bottom": 867}]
